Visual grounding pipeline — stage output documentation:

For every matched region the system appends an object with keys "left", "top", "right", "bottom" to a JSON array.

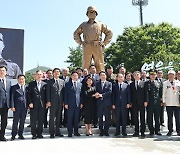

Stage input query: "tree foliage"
[
  {"left": 65, "top": 46, "right": 82, "bottom": 71},
  {"left": 66, "top": 23, "right": 180, "bottom": 73},
  {"left": 25, "top": 72, "right": 34, "bottom": 85},
  {"left": 105, "top": 22, "right": 180, "bottom": 72}
]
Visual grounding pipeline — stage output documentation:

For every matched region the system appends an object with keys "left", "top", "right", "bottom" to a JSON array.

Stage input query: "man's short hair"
[
  {"left": 117, "top": 73, "right": 124, "bottom": 77},
  {"left": 17, "top": 74, "right": 26, "bottom": 79},
  {"left": 89, "top": 64, "right": 96, "bottom": 69},
  {"left": 53, "top": 68, "right": 60, "bottom": 73},
  {"left": 133, "top": 71, "right": 141, "bottom": 75},
  {"left": 71, "top": 71, "right": 78, "bottom": 75},
  {"left": 36, "top": 70, "right": 42, "bottom": 73},
  {"left": 76, "top": 67, "right": 83, "bottom": 72},
  {"left": 106, "top": 65, "right": 113, "bottom": 70},
  {"left": 99, "top": 71, "right": 106, "bottom": 76},
  {"left": 46, "top": 69, "right": 52, "bottom": 74},
  {"left": 0, "top": 65, "right": 7, "bottom": 71}
]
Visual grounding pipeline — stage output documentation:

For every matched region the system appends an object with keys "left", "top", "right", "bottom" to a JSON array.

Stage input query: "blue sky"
[{"left": 0, "top": 0, "right": 180, "bottom": 72}]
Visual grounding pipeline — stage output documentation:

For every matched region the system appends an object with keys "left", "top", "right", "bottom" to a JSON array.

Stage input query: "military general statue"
[{"left": 74, "top": 6, "right": 113, "bottom": 73}]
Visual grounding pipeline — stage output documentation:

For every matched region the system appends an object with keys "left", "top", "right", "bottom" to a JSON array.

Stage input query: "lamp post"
[{"left": 132, "top": 0, "right": 148, "bottom": 25}]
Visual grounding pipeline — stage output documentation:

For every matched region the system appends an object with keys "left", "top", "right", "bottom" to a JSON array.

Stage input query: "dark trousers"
[
  {"left": 49, "top": 105, "right": 62, "bottom": 135},
  {"left": 30, "top": 107, "right": 45, "bottom": 136},
  {"left": 127, "top": 108, "right": 134, "bottom": 125},
  {"left": 0, "top": 106, "right": 8, "bottom": 138},
  {"left": 110, "top": 108, "right": 116, "bottom": 126},
  {"left": 160, "top": 106, "right": 165, "bottom": 124},
  {"left": 132, "top": 106, "right": 146, "bottom": 133},
  {"left": 67, "top": 107, "right": 80, "bottom": 134},
  {"left": 147, "top": 105, "right": 161, "bottom": 133},
  {"left": 12, "top": 108, "right": 27, "bottom": 137},
  {"left": 97, "top": 104, "right": 111, "bottom": 133},
  {"left": 115, "top": 106, "right": 127, "bottom": 133},
  {"left": 166, "top": 106, "right": 180, "bottom": 133},
  {"left": 43, "top": 107, "right": 49, "bottom": 127},
  {"left": 62, "top": 107, "right": 67, "bottom": 126}
]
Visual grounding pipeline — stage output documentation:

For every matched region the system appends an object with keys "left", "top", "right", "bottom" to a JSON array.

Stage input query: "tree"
[
  {"left": 65, "top": 46, "right": 82, "bottom": 71},
  {"left": 105, "top": 22, "right": 180, "bottom": 72},
  {"left": 25, "top": 72, "right": 34, "bottom": 85}
]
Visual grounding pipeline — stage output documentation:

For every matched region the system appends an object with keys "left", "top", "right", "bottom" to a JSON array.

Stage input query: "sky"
[{"left": 0, "top": 0, "right": 180, "bottom": 72}]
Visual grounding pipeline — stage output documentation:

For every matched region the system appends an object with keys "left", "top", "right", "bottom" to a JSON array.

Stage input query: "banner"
[{"left": 0, "top": 27, "right": 24, "bottom": 79}]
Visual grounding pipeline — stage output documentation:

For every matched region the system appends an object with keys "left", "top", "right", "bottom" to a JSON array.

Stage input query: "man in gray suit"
[
  {"left": 46, "top": 68, "right": 65, "bottom": 138},
  {"left": 0, "top": 66, "right": 11, "bottom": 141}
]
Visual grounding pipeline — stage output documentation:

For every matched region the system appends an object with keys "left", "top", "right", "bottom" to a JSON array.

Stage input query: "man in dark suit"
[
  {"left": 0, "top": 66, "right": 11, "bottom": 141},
  {"left": 60, "top": 68, "right": 70, "bottom": 127},
  {"left": 28, "top": 70, "right": 47, "bottom": 139},
  {"left": 46, "top": 68, "right": 65, "bottom": 138},
  {"left": 130, "top": 71, "right": 146, "bottom": 138},
  {"left": 95, "top": 71, "right": 112, "bottom": 136},
  {"left": 43, "top": 69, "right": 53, "bottom": 128},
  {"left": 64, "top": 71, "right": 83, "bottom": 137},
  {"left": 144, "top": 69, "right": 162, "bottom": 136},
  {"left": 10, "top": 74, "right": 28, "bottom": 140},
  {"left": 112, "top": 73, "right": 131, "bottom": 137},
  {"left": 156, "top": 70, "right": 166, "bottom": 127}
]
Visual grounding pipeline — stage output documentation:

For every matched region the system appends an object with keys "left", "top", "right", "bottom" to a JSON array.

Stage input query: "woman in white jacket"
[{"left": 162, "top": 70, "right": 180, "bottom": 136}]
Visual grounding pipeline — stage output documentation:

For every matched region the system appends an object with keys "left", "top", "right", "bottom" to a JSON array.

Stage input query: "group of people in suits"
[{"left": 0, "top": 64, "right": 180, "bottom": 141}]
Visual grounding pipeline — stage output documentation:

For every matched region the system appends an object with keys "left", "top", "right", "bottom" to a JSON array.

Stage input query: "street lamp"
[{"left": 132, "top": 0, "right": 148, "bottom": 25}]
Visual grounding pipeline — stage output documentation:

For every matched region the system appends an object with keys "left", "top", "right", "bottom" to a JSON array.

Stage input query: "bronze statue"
[{"left": 74, "top": 6, "right": 113, "bottom": 73}]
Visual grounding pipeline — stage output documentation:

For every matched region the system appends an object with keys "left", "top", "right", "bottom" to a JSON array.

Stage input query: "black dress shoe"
[
  {"left": 114, "top": 132, "right": 120, "bottom": 136},
  {"left": 99, "top": 132, "right": 103, "bottom": 136},
  {"left": 93, "top": 125, "right": 97, "bottom": 128},
  {"left": 166, "top": 131, "right": 172, "bottom": 136},
  {"left": 104, "top": 133, "right": 110, "bottom": 136},
  {"left": 155, "top": 132, "right": 162, "bottom": 136},
  {"left": 122, "top": 133, "right": 127, "bottom": 137},
  {"left": 37, "top": 135, "right": 44, "bottom": 138},
  {"left": 86, "top": 134, "right": 89, "bottom": 136},
  {"left": 18, "top": 135, "right": 25, "bottom": 140},
  {"left": 50, "top": 135, "right": 55, "bottom": 138},
  {"left": 141, "top": 133, "right": 146, "bottom": 138},
  {"left": 133, "top": 133, "right": 139, "bottom": 137},
  {"left": 32, "top": 136, "right": 37, "bottom": 139},
  {"left": 74, "top": 133, "right": 81, "bottom": 136},
  {"left": 177, "top": 132, "right": 180, "bottom": 136},
  {"left": 149, "top": 132, "right": 154, "bottom": 136},
  {"left": 89, "top": 133, "right": 93, "bottom": 136},
  {"left": 68, "top": 134, "right": 72, "bottom": 137},
  {"left": 160, "top": 123, "right": 165, "bottom": 127},
  {"left": 27, "top": 124, "right": 31, "bottom": 128},
  {"left": 11, "top": 136, "right": 15, "bottom": 141},
  {"left": 0, "top": 137, "right": 7, "bottom": 141},
  {"left": 55, "top": 134, "right": 64, "bottom": 137}
]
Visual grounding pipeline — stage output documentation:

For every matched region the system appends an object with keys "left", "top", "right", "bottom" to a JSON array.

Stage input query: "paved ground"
[
  {"left": 1, "top": 131, "right": 180, "bottom": 154},
  {"left": 1, "top": 112, "right": 180, "bottom": 154}
]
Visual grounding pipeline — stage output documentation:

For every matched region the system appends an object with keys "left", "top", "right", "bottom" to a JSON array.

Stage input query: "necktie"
[
  {"left": 102, "top": 82, "right": 104, "bottom": 90},
  {"left": 37, "top": 82, "right": 41, "bottom": 91},
  {"left": 1, "top": 79, "right": 4, "bottom": 86},
  {"left": 74, "top": 82, "right": 77, "bottom": 91},
  {"left": 21, "top": 85, "right": 24, "bottom": 95},
  {"left": 119, "top": 83, "right": 122, "bottom": 92},
  {"left": 136, "top": 81, "right": 138, "bottom": 90},
  {"left": 56, "top": 80, "right": 59, "bottom": 90},
  {"left": 159, "top": 78, "right": 161, "bottom": 82}
]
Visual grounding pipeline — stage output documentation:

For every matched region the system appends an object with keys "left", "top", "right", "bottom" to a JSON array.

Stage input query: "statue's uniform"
[{"left": 74, "top": 20, "right": 112, "bottom": 73}]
